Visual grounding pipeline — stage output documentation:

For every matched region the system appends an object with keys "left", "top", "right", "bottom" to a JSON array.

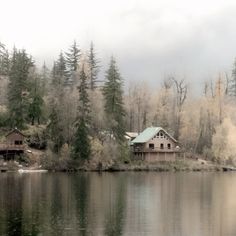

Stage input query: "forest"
[{"left": 0, "top": 40, "right": 236, "bottom": 168}]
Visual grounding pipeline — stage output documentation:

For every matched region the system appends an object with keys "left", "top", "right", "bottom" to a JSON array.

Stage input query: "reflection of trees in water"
[
  {"left": 50, "top": 174, "right": 64, "bottom": 235},
  {"left": 5, "top": 176, "right": 23, "bottom": 236},
  {"left": 4, "top": 173, "right": 236, "bottom": 235},
  {"left": 104, "top": 176, "right": 126, "bottom": 236},
  {"left": 0, "top": 174, "right": 41, "bottom": 236},
  {"left": 73, "top": 173, "right": 90, "bottom": 236}
]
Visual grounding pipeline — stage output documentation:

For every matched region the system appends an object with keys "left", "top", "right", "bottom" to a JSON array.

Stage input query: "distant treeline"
[{"left": 0, "top": 41, "right": 236, "bottom": 164}]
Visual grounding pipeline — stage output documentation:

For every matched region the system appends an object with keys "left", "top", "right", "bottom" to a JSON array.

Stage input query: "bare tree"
[{"left": 171, "top": 77, "right": 187, "bottom": 139}]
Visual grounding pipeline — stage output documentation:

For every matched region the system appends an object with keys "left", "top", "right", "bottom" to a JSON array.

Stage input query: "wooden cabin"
[
  {"left": 6, "top": 128, "right": 25, "bottom": 145},
  {"left": 0, "top": 128, "right": 25, "bottom": 159},
  {"left": 132, "top": 127, "right": 180, "bottom": 162}
]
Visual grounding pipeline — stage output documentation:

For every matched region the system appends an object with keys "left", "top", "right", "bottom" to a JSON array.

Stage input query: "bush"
[
  {"left": 25, "top": 126, "right": 47, "bottom": 150},
  {"left": 40, "top": 149, "right": 79, "bottom": 171}
]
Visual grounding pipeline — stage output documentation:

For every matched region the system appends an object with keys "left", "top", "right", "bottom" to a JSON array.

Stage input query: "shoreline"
[{"left": 1, "top": 159, "right": 234, "bottom": 173}]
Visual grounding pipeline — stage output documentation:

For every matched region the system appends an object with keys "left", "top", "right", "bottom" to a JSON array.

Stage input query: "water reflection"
[
  {"left": 104, "top": 175, "right": 126, "bottom": 236},
  {"left": 73, "top": 174, "right": 90, "bottom": 236},
  {"left": 1, "top": 172, "right": 236, "bottom": 235}
]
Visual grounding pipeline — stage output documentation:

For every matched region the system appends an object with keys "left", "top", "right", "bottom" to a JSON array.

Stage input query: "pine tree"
[
  {"left": 40, "top": 62, "right": 50, "bottom": 93},
  {"left": 28, "top": 74, "right": 44, "bottom": 125},
  {"left": 103, "top": 57, "right": 126, "bottom": 143},
  {"left": 78, "top": 67, "right": 90, "bottom": 121},
  {"left": 73, "top": 118, "right": 91, "bottom": 160},
  {"left": 52, "top": 52, "right": 67, "bottom": 87},
  {"left": 0, "top": 43, "right": 10, "bottom": 76},
  {"left": 51, "top": 53, "right": 67, "bottom": 106},
  {"left": 65, "top": 40, "right": 80, "bottom": 84},
  {"left": 88, "top": 42, "right": 99, "bottom": 90},
  {"left": 8, "top": 48, "right": 33, "bottom": 128},
  {"left": 47, "top": 100, "right": 64, "bottom": 153},
  {"left": 57, "top": 52, "right": 67, "bottom": 82},
  {"left": 0, "top": 42, "right": 5, "bottom": 63},
  {"left": 72, "top": 66, "right": 91, "bottom": 160}
]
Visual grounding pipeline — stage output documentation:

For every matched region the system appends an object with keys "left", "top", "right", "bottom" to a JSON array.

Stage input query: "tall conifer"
[
  {"left": 72, "top": 66, "right": 91, "bottom": 160},
  {"left": 103, "top": 57, "right": 126, "bottom": 143},
  {"left": 8, "top": 48, "right": 33, "bottom": 128},
  {"left": 88, "top": 42, "right": 99, "bottom": 90},
  {"left": 65, "top": 40, "right": 80, "bottom": 85}
]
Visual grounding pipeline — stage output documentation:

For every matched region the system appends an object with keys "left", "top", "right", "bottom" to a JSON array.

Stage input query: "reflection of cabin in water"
[
  {"left": 0, "top": 128, "right": 25, "bottom": 159},
  {"left": 132, "top": 127, "right": 180, "bottom": 162}
]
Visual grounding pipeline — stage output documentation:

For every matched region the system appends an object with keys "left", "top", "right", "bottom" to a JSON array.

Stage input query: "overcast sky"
[{"left": 1, "top": 0, "right": 236, "bottom": 92}]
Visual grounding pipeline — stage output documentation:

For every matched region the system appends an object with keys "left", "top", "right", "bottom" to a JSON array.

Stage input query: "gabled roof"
[
  {"left": 6, "top": 128, "right": 25, "bottom": 137},
  {"left": 125, "top": 132, "right": 138, "bottom": 138},
  {"left": 131, "top": 127, "right": 177, "bottom": 144}
]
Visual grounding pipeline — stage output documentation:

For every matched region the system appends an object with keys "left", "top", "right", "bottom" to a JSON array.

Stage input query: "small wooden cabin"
[
  {"left": 6, "top": 128, "right": 25, "bottom": 145},
  {"left": 132, "top": 127, "right": 180, "bottom": 162},
  {"left": 0, "top": 128, "right": 25, "bottom": 159}
]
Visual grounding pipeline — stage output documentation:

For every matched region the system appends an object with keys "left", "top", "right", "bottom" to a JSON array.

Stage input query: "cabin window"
[
  {"left": 167, "top": 143, "right": 171, "bottom": 149},
  {"left": 160, "top": 143, "right": 164, "bottom": 149},
  {"left": 15, "top": 140, "right": 22, "bottom": 145},
  {"left": 160, "top": 132, "right": 163, "bottom": 138},
  {"left": 149, "top": 143, "right": 154, "bottom": 149}
]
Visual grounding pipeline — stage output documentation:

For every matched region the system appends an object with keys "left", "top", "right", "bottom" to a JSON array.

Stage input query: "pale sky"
[{"left": 1, "top": 0, "right": 236, "bottom": 91}]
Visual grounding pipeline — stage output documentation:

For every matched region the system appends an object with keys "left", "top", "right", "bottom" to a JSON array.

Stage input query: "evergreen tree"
[
  {"left": 65, "top": 40, "right": 80, "bottom": 84},
  {"left": 0, "top": 42, "right": 4, "bottom": 55},
  {"left": 57, "top": 52, "right": 67, "bottom": 82},
  {"left": 88, "top": 42, "right": 99, "bottom": 90},
  {"left": 73, "top": 118, "right": 91, "bottom": 160},
  {"left": 78, "top": 67, "right": 90, "bottom": 121},
  {"left": 40, "top": 62, "right": 50, "bottom": 93},
  {"left": 0, "top": 43, "right": 10, "bottom": 76},
  {"left": 103, "top": 57, "right": 126, "bottom": 143},
  {"left": 52, "top": 52, "right": 67, "bottom": 87},
  {"left": 51, "top": 53, "right": 67, "bottom": 107},
  {"left": 8, "top": 48, "right": 33, "bottom": 128},
  {"left": 28, "top": 74, "right": 44, "bottom": 125},
  {"left": 51, "top": 61, "right": 57, "bottom": 85},
  {"left": 47, "top": 100, "right": 64, "bottom": 153},
  {"left": 0, "top": 42, "right": 5, "bottom": 62},
  {"left": 229, "top": 58, "right": 236, "bottom": 97},
  {"left": 72, "top": 66, "right": 91, "bottom": 160}
]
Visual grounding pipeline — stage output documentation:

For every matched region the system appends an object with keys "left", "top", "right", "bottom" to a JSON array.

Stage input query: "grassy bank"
[{"left": 0, "top": 150, "right": 231, "bottom": 173}]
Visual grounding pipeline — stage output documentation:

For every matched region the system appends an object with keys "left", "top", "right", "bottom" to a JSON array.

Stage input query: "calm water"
[{"left": 0, "top": 172, "right": 236, "bottom": 236}]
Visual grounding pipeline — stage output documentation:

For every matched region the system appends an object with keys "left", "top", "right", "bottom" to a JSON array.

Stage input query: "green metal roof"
[
  {"left": 131, "top": 127, "right": 161, "bottom": 143},
  {"left": 131, "top": 127, "right": 177, "bottom": 144}
]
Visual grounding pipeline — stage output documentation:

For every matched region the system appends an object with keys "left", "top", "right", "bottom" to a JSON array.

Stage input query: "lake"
[{"left": 0, "top": 172, "right": 236, "bottom": 236}]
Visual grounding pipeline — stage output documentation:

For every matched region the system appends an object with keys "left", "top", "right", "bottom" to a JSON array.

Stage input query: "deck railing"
[
  {"left": 133, "top": 147, "right": 180, "bottom": 153},
  {"left": 0, "top": 144, "right": 25, "bottom": 151}
]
